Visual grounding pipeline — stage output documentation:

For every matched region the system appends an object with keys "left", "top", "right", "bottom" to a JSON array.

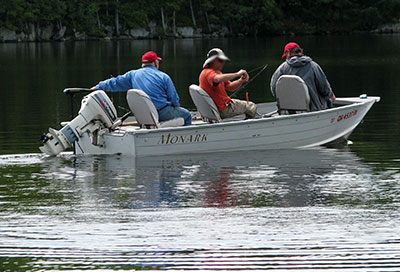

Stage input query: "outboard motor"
[{"left": 39, "top": 91, "right": 118, "bottom": 156}]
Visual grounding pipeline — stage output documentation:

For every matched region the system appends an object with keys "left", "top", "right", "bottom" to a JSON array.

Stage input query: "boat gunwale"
[{"left": 118, "top": 96, "right": 379, "bottom": 135}]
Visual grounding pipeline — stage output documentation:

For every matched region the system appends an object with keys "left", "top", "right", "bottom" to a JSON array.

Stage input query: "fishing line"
[
  {"left": 229, "top": 64, "right": 268, "bottom": 98},
  {"left": 247, "top": 64, "right": 268, "bottom": 74}
]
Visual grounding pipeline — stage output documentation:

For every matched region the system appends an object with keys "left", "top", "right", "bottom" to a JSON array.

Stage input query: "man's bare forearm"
[
  {"left": 213, "top": 72, "right": 240, "bottom": 83},
  {"left": 226, "top": 79, "right": 244, "bottom": 92}
]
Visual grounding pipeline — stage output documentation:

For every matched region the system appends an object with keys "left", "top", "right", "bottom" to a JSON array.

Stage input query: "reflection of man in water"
[
  {"left": 270, "top": 42, "right": 336, "bottom": 111},
  {"left": 204, "top": 170, "right": 232, "bottom": 207}
]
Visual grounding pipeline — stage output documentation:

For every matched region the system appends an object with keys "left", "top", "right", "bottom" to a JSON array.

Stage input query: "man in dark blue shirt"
[{"left": 92, "top": 51, "right": 192, "bottom": 126}]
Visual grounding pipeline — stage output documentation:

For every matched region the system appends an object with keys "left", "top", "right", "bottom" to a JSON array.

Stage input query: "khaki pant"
[{"left": 219, "top": 99, "right": 257, "bottom": 119}]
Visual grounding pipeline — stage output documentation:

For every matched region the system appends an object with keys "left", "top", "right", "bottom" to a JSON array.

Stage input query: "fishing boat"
[{"left": 39, "top": 76, "right": 380, "bottom": 157}]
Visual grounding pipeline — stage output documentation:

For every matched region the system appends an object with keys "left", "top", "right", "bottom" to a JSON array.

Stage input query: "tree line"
[{"left": 0, "top": 0, "right": 399, "bottom": 37}]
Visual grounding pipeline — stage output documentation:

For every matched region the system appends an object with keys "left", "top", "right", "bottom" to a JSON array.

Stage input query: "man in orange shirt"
[{"left": 199, "top": 48, "right": 257, "bottom": 119}]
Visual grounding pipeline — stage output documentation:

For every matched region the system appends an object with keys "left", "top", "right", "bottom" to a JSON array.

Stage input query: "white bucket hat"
[{"left": 203, "top": 48, "right": 230, "bottom": 68}]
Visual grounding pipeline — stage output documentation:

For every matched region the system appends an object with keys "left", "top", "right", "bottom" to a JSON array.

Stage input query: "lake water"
[{"left": 1, "top": 35, "right": 400, "bottom": 271}]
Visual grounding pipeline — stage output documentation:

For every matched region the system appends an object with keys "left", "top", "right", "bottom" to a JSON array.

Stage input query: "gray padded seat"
[
  {"left": 127, "top": 89, "right": 184, "bottom": 128},
  {"left": 275, "top": 75, "right": 311, "bottom": 114},
  {"left": 189, "top": 84, "right": 245, "bottom": 123}
]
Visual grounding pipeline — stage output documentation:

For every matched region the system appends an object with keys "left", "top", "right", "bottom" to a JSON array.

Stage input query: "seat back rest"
[
  {"left": 189, "top": 84, "right": 221, "bottom": 122},
  {"left": 159, "top": 118, "right": 185, "bottom": 128},
  {"left": 127, "top": 89, "right": 160, "bottom": 128},
  {"left": 275, "top": 75, "right": 311, "bottom": 112}
]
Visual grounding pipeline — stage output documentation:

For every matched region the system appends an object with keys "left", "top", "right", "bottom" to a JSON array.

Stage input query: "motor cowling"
[{"left": 40, "top": 91, "right": 118, "bottom": 156}]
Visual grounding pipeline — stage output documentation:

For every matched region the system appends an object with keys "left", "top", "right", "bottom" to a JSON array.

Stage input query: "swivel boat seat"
[
  {"left": 189, "top": 84, "right": 245, "bottom": 123},
  {"left": 275, "top": 75, "right": 311, "bottom": 115},
  {"left": 127, "top": 89, "right": 184, "bottom": 129}
]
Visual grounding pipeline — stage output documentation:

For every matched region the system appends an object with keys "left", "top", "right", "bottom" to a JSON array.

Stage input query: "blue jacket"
[{"left": 96, "top": 66, "right": 180, "bottom": 110}]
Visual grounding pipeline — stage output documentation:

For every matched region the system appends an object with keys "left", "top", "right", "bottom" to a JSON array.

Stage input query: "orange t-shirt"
[{"left": 199, "top": 68, "right": 232, "bottom": 111}]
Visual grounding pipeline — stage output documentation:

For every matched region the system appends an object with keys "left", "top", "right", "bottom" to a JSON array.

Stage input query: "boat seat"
[
  {"left": 275, "top": 75, "right": 310, "bottom": 115},
  {"left": 189, "top": 84, "right": 246, "bottom": 123},
  {"left": 126, "top": 89, "right": 184, "bottom": 129}
]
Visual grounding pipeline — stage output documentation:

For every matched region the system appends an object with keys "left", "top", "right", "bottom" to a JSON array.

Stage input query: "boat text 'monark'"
[{"left": 158, "top": 133, "right": 208, "bottom": 145}]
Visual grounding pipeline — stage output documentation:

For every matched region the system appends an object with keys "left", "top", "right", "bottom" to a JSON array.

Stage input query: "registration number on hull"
[{"left": 331, "top": 109, "right": 358, "bottom": 123}]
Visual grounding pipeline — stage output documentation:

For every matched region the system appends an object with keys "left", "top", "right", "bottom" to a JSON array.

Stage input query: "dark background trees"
[{"left": 0, "top": 0, "right": 399, "bottom": 37}]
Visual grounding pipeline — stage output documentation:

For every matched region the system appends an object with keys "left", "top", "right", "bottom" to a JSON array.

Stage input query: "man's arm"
[
  {"left": 165, "top": 75, "right": 180, "bottom": 107},
  {"left": 312, "top": 62, "right": 335, "bottom": 101},
  {"left": 213, "top": 70, "right": 247, "bottom": 84},
  {"left": 91, "top": 71, "right": 133, "bottom": 92},
  {"left": 226, "top": 73, "right": 249, "bottom": 92}
]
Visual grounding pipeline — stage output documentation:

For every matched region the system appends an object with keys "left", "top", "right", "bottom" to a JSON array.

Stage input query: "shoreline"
[
  {"left": 0, "top": 25, "right": 230, "bottom": 43},
  {"left": 1, "top": 23, "right": 400, "bottom": 43}
]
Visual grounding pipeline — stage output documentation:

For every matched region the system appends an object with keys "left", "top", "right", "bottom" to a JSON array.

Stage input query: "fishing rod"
[
  {"left": 229, "top": 63, "right": 268, "bottom": 98},
  {"left": 247, "top": 63, "right": 268, "bottom": 74}
]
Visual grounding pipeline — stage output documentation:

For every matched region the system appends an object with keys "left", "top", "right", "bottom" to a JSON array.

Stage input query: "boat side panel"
[
  {"left": 74, "top": 98, "right": 376, "bottom": 156},
  {"left": 133, "top": 100, "right": 375, "bottom": 156},
  {"left": 74, "top": 130, "right": 136, "bottom": 156}
]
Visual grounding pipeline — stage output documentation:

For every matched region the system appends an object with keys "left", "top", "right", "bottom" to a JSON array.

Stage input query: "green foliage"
[
  {"left": 119, "top": 1, "right": 150, "bottom": 28},
  {"left": 359, "top": 7, "right": 383, "bottom": 30},
  {"left": 33, "top": 0, "right": 67, "bottom": 25},
  {"left": 0, "top": 0, "right": 398, "bottom": 36}
]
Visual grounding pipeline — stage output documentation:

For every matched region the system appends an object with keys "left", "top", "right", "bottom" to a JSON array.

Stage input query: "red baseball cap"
[
  {"left": 282, "top": 42, "right": 301, "bottom": 59},
  {"left": 142, "top": 51, "right": 162, "bottom": 63}
]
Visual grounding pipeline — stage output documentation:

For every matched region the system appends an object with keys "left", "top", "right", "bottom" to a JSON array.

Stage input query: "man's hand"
[
  {"left": 331, "top": 93, "right": 336, "bottom": 102},
  {"left": 90, "top": 86, "right": 96, "bottom": 91},
  {"left": 240, "top": 72, "right": 249, "bottom": 82},
  {"left": 237, "top": 69, "right": 247, "bottom": 78}
]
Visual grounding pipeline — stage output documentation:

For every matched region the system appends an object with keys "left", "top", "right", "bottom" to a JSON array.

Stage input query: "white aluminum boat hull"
[{"left": 74, "top": 96, "right": 379, "bottom": 156}]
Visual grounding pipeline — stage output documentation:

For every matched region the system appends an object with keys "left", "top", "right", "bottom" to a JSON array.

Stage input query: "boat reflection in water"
[
  {"left": 1, "top": 148, "right": 400, "bottom": 271},
  {"left": 40, "top": 147, "right": 374, "bottom": 209}
]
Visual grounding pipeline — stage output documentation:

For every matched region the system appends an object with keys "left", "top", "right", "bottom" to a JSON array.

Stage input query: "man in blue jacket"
[{"left": 91, "top": 51, "right": 192, "bottom": 126}]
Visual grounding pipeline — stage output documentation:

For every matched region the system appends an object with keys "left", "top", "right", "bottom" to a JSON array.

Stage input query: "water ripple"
[{"left": 1, "top": 150, "right": 400, "bottom": 271}]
